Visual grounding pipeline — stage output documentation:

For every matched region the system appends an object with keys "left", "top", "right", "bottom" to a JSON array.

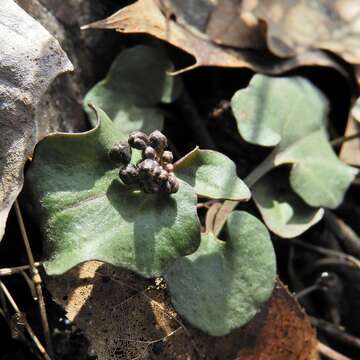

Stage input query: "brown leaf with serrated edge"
[
  {"left": 248, "top": 0, "right": 360, "bottom": 65},
  {"left": 81, "top": 0, "right": 349, "bottom": 78},
  {"left": 48, "top": 261, "right": 317, "bottom": 359}
]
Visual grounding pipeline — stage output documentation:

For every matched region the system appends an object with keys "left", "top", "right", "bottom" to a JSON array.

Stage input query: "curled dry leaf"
[
  {"left": 161, "top": 0, "right": 266, "bottom": 49},
  {"left": 47, "top": 261, "right": 317, "bottom": 360},
  {"left": 248, "top": 0, "right": 360, "bottom": 64},
  {"left": 82, "top": 0, "right": 349, "bottom": 77},
  {"left": 206, "top": 0, "right": 266, "bottom": 49},
  {"left": 0, "top": 0, "right": 73, "bottom": 240},
  {"left": 160, "top": 0, "right": 216, "bottom": 36},
  {"left": 339, "top": 99, "right": 360, "bottom": 166}
]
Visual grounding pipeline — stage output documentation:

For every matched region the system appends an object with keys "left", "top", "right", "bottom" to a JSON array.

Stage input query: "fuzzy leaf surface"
[
  {"left": 174, "top": 148, "right": 251, "bottom": 201},
  {"left": 165, "top": 210, "right": 276, "bottom": 336},
  {"left": 84, "top": 45, "right": 181, "bottom": 135},
  {"left": 253, "top": 168, "right": 324, "bottom": 238},
  {"left": 24, "top": 108, "right": 200, "bottom": 277},
  {"left": 231, "top": 75, "right": 358, "bottom": 208}
]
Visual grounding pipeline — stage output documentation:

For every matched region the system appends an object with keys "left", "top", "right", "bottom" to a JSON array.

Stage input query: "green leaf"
[
  {"left": 84, "top": 45, "right": 182, "bottom": 135},
  {"left": 23, "top": 107, "right": 200, "bottom": 277},
  {"left": 174, "top": 147, "right": 251, "bottom": 201},
  {"left": 231, "top": 74, "right": 358, "bottom": 209},
  {"left": 253, "top": 168, "right": 324, "bottom": 238},
  {"left": 165, "top": 211, "right": 276, "bottom": 336}
]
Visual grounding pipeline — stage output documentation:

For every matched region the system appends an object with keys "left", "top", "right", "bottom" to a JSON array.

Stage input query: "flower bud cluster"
[{"left": 109, "top": 130, "right": 179, "bottom": 194}]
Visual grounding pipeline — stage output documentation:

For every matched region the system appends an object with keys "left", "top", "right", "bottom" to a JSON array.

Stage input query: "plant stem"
[
  {"left": 0, "top": 280, "right": 51, "bottom": 360},
  {"left": 324, "top": 211, "right": 360, "bottom": 258},
  {"left": 213, "top": 151, "right": 275, "bottom": 237},
  {"left": 317, "top": 341, "right": 351, "bottom": 360},
  {"left": 292, "top": 238, "right": 360, "bottom": 269},
  {"left": 0, "top": 262, "right": 41, "bottom": 276},
  {"left": 244, "top": 150, "right": 276, "bottom": 188},
  {"left": 331, "top": 132, "right": 360, "bottom": 147},
  {"left": 14, "top": 200, "right": 53, "bottom": 358},
  {"left": 310, "top": 316, "right": 360, "bottom": 350},
  {"left": 295, "top": 284, "right": 319, "bottom": 299}
]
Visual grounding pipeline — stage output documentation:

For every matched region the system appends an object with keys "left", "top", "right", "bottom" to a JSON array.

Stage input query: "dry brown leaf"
[
  {"left": 81, "top": 0, "right": 349, "bottom": 77},
  {"left": 247, "top": 0, "right": 360, "bottom": 64},
  {"left": 206, "top": 0, "right": 266, "bottom": 49},
  {"left": 160, "top": 0, "right": 216, "bottom": 37},
  {"left": 340, "top": 115, "right": 360, "bottom": 166},
  {"left": 0, "top": 0, "right": 73, "bottom": 240},
  {"left": 47, "top": 261, "right": 317, "bottom": 360}
]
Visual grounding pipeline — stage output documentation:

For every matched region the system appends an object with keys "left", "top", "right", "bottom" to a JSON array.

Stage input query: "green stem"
[
  {"left": 244, "top": 151, "right": 276, "bottom": 187},
  {"left": 213, "top": 151, "right": 275, "bottom": 237}
]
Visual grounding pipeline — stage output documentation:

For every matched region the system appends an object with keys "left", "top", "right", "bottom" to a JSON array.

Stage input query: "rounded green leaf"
[
  {"left": 174, "top": 147, "right": 251, "bottom": 201},
  {"left": 23, "top": 107, "right": 200, "bottom": 277},
  {"left": 231, "top": 74, "right": 358, "bottom": 208},
  {"left": 84, "top": 45, "right": 182, "bottom": 135},
  {"left": 165, "top": 211, "right": 276, "bottom": 336},
  {"left": 253, "top": 168, "right": 324, "bottom": 238}
]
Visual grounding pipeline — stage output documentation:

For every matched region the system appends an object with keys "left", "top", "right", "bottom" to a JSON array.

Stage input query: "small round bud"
[
  {"left": 157, "top": 169, "right": 169, "bottom": 183},
  {"left": 153, "top": 165, "right": 162, "bottom": 178},
  {"left": 143, "top": 146, "right": 157, "bottom": 160},
  {"left": 109, "top": 143, "right": 132, "bottom": 165},
  {"left": 149, "top": 130, "right": 167, "bottom": 153},
  {"left": 119, "top": 164, "right": 139, "bottom": 185},
  {"left": 163, "top": 180, "right": 173, "bottom": 194},
  {"left": 128, "top": 131, "right": 149, "bottom": 150},
  {"left": 138, "top": 159, "right": 158, "bottom": 178},
  {"left": 164, "top": 163, "right": 174, "bottom": 173},
  {"left": 167, "top": 173, "right": 179, "bottom": 193},
  {"left": 161, "top": 150, "right": 173, "bottom": 164}
]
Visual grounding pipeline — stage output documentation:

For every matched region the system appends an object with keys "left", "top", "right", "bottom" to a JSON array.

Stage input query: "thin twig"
[
  {"left": 324, "top": 211, "right": 360, "bottom": 258},
  {"left": 117, "top": 327, "right": 181, "bottom": 344},
  {"left": 311, "top": 258, "right": 360, "bottom": 270},
  {"left": 205, "top": 203, "right": 221, "bottom": 234},
  {"left": 0, "top": 262, "right": 42, "bottom": 276},
  {"left": 310, "top": 317, "right": 360, "bottom": 350},
  {"left": 20, "top": 271, "right": 37, "bottom": 300},
  {"left": 292, "top": 238, "right": 360, "bottom": 269},
  {"left": 330, "top": 132, "right": 360, "bottom": 147},
  {"left": 295, "top": 284, "right": 319, "bottom": 299},
  {"left": 196, "top": 200, "right": 219, "bottom": 209},
  {"left": 0, "top": 283, "right": 9, "bottom": 318},
  {"left": 1, "top": 304, "right": 44, "bottom": 360},
  {"left": 14, "top": 201, "right": 53, "bottom": 358},
  {"left": 0, "top": 280, "right": 51, "bottom": 360},
  {"left": 213, "top": 151, "right": 275, "bottom": 237},
  {"left": 317, "top": 341, "right": 351, "bottom": 360}
]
